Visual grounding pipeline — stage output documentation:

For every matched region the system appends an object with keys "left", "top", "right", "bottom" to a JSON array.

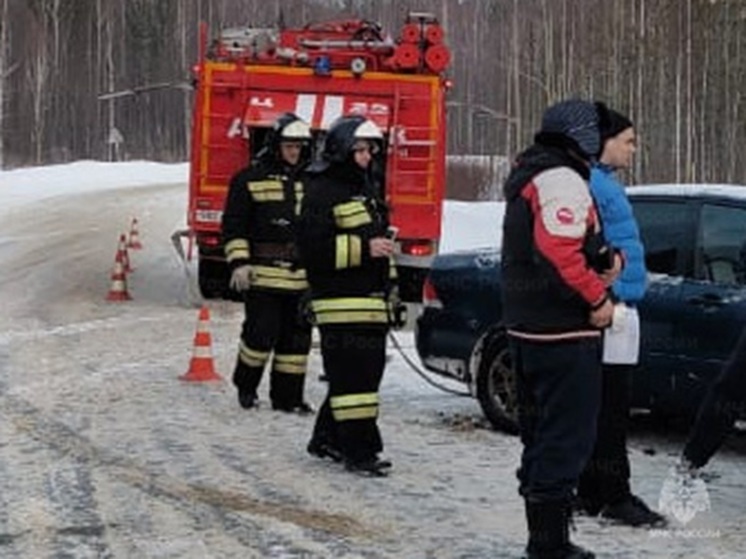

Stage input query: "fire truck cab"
[{"left": 187, "top": 13, "right": 451, "bottom": 302}]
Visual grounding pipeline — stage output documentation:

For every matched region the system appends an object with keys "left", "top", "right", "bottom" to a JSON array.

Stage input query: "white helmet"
[
  {"left": 322, "top": 115, "right": 383, "bottom": 163},
  {"left": 279, "top": 117, "right": 312, "bottom": 141}
]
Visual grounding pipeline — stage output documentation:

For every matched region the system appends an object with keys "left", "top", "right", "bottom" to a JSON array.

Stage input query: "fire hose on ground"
[
  {"left": 387, "top": 330, "right": 471, "bottom": 397},
  {"left": 169, "top": 231, "right": 469, "bottom": 397}
]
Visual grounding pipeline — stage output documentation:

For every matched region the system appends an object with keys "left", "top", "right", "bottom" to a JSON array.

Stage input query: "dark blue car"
[{"left": 416, "top": 185, "right": 746, "bottom": 433}]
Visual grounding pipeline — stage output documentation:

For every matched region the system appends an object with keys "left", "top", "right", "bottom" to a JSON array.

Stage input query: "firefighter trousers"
[
  {"left": 310, "top": 324, "right": 387, "bottom": 463},
  {"left": 233, "top": 290, "right": 312, "bottom": 408}
]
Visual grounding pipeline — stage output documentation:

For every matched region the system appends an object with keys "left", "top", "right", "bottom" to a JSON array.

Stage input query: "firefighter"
[
  {"left": 297, "top": 115, "right": 403, "bottom": 477},
  {"left": 222, "top": 112, "right": 313, "bottom": 413}
]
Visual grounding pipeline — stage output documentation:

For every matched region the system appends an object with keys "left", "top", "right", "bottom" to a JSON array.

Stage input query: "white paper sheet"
[{"left": 603, "top": 304, "right": 640, "bottom": 365}]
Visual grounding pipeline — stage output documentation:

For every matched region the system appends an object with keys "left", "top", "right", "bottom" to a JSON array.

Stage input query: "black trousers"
[
  {"left": 511, "top": 336, "right": 602, "bottom": 503},
  {"left": 311, "top": 325, "right": 387, "bottom": 462},
  {"left": 683, "top": 326, "right": 746, "bottom": 468},
  {"left": 232, "top": 290, "right": 312, "bottom": 407},
  {"left": 577, "top": 364, "right": 632, "bottom": 509}
]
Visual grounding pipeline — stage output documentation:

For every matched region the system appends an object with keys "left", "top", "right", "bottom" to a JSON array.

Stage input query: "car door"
[
  {"left": 628, "top": 196, "right": 695, "bottom": 411},
  {"left": 673, "top": 200, "right": 746, "bottom": 413}
]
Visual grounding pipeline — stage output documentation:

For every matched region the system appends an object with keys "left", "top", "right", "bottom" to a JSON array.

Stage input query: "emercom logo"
[{"left": 658, "top": 466, "right": 711, "bottom": 525}]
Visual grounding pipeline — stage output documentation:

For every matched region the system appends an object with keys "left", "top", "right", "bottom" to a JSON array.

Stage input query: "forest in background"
[{"left": 2, "top": 0, "right": 746, "bottom": 190}]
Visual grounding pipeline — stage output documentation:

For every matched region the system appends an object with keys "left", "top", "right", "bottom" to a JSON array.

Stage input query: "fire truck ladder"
[
  {"left": 389, "top": 88, "right": 440, "bottom": 202},
  {"left": 172, "top": 79, "right": 246, "bottom": 307}
]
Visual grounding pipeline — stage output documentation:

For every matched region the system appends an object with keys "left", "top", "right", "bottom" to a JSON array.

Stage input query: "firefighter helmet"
[
  {"left": 257, "top": 112, "right": 311, "bottom": 164},
  {"left": 321, "top": 115, "right": 383, "bottom": 164},
  {"left": 275, "top": 112, "right": 312, "bottom": 142}
]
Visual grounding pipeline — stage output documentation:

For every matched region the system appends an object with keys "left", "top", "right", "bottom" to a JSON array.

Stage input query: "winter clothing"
[
  {"left": 579, "top": 162, "right": 644, "bottom": 508},
  {"left": 683, "top": 325, "right": 746, "bottom": 468},
  {"left": 524, "top": 500, "right": 595, "bottom": 559},
  {"left": 512, "top": 337, "right": 602, "bottom": 502},
  {"left": 501, "top": 149, "right": 609, "bottom": 337},
  {"left": 576, "top": 363, "right": 632, "bottom": 510},
  {"left": 222, "top": 113, "right": 312, "bottom": 411},
  {"left": 598, "top": 107, "right": 633, "bottom": 144},
  {"left": 598, "top": 493, "right": 666, "bottom": 527},
  {"left": 501, "top": 99, "right": 604, "bottom": 559},
  {"left": 538, "top": 99, "right": 601, "bottom": 159},
  {"left": 298, "top": 115, "right": 396, "bottom": 473},
  {"left": 589, "top": 164, "right": 646, "bottom": 303},
  {"left": 577, "top": 112, "right": 665, "bottom": 528}
]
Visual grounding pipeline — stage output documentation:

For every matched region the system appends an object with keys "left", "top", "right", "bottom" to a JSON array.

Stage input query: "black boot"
[
  {"left": 273, "top": 401, "right": 315, "bottom": 415},
  {"left": 600, "top": 494, "right": 667, "bottom": 527},
  {"left": 238, "top": 390, "right": 257, "bottom": 409},
  {"left": 524, "top": 500, "right": 594, "bottom": 559},
  {"left": 344, "top": 456, "right": 392, "bottom": 477},
  {"left": 307, "top": 439, "right": 344, "bottom": 463}
]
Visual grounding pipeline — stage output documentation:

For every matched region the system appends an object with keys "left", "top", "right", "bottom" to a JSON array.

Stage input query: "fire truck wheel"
[
  {"left": 475, "top": 331, "right": 519, "bottom": 435},
  {"left": 198, "top": 255, "right": 228, "bottom": 299}
]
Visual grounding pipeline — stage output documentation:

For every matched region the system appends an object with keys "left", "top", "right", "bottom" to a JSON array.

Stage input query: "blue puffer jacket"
[{"left": 590, "top": 164, "right": 647, "bottom": 303}]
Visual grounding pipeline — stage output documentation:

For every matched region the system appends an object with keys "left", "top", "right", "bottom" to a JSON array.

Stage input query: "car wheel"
[{"left": 475, "top": 331, "right": 519, "bottom": 435}]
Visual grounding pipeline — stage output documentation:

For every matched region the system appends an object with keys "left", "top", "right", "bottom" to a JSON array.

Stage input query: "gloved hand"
[{"left": 229, "top": 265, "right": 254, "bottom": 292}]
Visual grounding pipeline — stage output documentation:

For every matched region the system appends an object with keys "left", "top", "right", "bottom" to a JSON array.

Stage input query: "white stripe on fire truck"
[
  {"left": 295, "top": 94, "right": 316, "bottom": 124},
  {"left": 320, "top": 95, "right": 344, "bottom": 129}
]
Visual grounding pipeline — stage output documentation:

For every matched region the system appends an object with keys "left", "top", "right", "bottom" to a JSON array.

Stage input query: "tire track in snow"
[
  {"left": 43, "top": 463, "right": 115, "bottom": 558},
  {"left": 0, "top": 352, "right": 25, "bottom": 558},
  {"left": 0, "top": 387, "right": 373, "bottom": 556},
  {"left": 0, "top": 314, "right": 166, "bottom": 346}
]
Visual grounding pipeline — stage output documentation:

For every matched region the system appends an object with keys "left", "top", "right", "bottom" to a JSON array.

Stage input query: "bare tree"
[
  {"left": 5, "top": 0, "right": 746, "bottom": 186},
  {"left": 0, "top": 0, "right": 10, "bottom": 167}
]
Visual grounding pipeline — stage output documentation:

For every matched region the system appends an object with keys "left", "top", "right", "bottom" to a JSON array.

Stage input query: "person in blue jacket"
[{"left": 575, "top": 104, "right": 666, "bottom": 527}]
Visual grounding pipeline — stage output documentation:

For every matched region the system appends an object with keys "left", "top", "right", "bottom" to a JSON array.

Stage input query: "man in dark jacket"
[
  {"left": 297, "top": 115, "right": 399, "bottom": 477},
  {"left": 501, "top": 99, "right": 617, "bottom": 559},
  {"left": 222, "top": 113, "right": 313, "bottom": 413}
]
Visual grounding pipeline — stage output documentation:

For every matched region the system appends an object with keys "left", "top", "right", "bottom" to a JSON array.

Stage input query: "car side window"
[
  {"left": 630, "top": 199, "right": 690, "bottom": 276},
  {"left": 695, "top": 203, "right": 746, "bottom": 285}
]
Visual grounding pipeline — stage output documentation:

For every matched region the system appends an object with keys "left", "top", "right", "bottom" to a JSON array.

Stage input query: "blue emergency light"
[{"left": 314, "top": 56, "right": 332, "bottom": 76}]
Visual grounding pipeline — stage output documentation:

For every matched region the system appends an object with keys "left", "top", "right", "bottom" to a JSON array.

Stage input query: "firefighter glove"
[{"left": 229, "top": 265, "right": 254, "bottom": 292}]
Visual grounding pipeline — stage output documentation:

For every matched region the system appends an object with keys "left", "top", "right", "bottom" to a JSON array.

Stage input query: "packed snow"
[{"left": 0, "top": 161, "right": 743, "bottom": 558}]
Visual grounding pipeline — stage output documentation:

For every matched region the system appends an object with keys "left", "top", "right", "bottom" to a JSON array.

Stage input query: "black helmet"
[
  {"left": 257, "top": 112, "right": 312, "bottom": 163},
  {"left": 321, "top": 115, "right": 383, "bottom": 164}
]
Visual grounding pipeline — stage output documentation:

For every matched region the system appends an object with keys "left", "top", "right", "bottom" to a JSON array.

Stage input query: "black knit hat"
[
  {"left": 596, "top": 102, "right": 633, "bottom": 143},
  {"left": 539, "top": 99, "right": 600, "bottom": 159}
]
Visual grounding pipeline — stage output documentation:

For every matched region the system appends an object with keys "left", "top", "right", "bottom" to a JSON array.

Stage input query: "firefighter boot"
[
  {"left": 272, "top": 401, "right": 315, "bottom": 415},
  {"left": 233, "top": 363, "right": 261, "bottom": 409},
  {"left": 344, "top": 456, "right": 392, "bottom": 477},
  {"left": 523, "top": 500, "right": 594, "bottom": 559},
  {"left": 307, "top": 439, "right": 344, "bottom": 462},
  {"left": 238, "top": 390, "right": 258, "bottom": 409}
]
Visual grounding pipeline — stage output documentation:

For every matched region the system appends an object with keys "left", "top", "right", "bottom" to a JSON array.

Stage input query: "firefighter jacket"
[
  {"left": 222, "top": 159, "right": 308, "bottom": 293},
  {"left": 297, "top": 162, "right": 397, "bottom": 326}
]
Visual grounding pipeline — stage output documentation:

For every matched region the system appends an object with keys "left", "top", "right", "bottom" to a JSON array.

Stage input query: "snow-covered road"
[{"left": 0, "top": 171, "right": 744, "bottom": 558}]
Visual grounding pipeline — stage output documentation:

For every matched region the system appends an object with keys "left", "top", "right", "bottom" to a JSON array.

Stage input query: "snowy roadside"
[{"left": 0, "top": 162, "right": 743, "bottom": 558}]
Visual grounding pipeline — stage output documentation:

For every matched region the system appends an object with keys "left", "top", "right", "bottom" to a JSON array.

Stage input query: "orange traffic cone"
[
  {"left": 118, "top": 233, "right": 133, "bottom": 273},
  {"left": 106, "top": 244, "right": 132, "bottom": 301},
  {"left": 180, "top": 306, "right": 222, "bottom": 382},
  {"left": 127, "top": 218, "right": 143, "bottom": 249}
]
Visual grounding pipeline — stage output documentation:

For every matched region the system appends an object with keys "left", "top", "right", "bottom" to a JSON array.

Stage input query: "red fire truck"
[{"left": 185, "top": 13, "right": 451, "bottom": 301}]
